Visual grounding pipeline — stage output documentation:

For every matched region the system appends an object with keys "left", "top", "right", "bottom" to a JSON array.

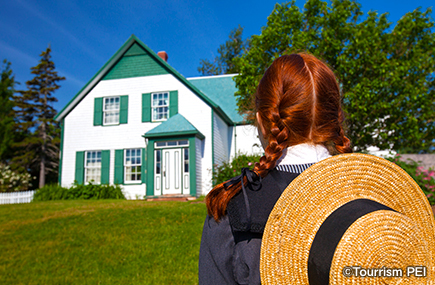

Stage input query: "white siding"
[
  {"left": 230, "top": 124, "right": 263, "bottom": 158},
  {"left": 62, "top": 74, "right": 213, "bottom": 199},
  {"left": 213, "top": 112, "right": 230, "bottom": 166}
]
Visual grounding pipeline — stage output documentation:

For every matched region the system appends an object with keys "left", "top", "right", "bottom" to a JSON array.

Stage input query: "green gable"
[
  {"left": 55, "top": 34, "right": 236, "bottom": 126},
  {"left": 103, "top": 43, "right": 170, "bottom": 80}
]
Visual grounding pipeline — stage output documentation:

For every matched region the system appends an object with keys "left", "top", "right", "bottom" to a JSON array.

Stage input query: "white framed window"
[
  {"left": 103, "top": 96, "right": 120, "bottom": 125},
  {"left": 85, "top": 151, "right": 101, "bottom": 184},
  {"left": 154, "top": 140, "right": 188, "bottom": 148},
  {"left": 152, "top": 92, "right": 169, "bottom": 121},
  {"left": 125, "top": 149, "right": 142, "bottom": 183}
]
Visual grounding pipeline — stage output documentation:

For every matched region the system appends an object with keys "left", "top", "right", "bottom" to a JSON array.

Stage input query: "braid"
[
  {"left": 332, "top": 111, "right": 352, "bottom": 154},
  {"left": 254, "top": 118, "right": 290, "bottom": 178}
]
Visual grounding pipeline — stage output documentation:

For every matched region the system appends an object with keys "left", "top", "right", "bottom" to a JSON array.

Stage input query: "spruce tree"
[
  {"left": 0, "top": 60, "right": 16, "bottom": 162},
  {"left": 14, "top": 46, "right": 65, "bottom": 188}
]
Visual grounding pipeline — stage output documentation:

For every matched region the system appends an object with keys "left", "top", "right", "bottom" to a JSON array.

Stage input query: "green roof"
[
  {"left": 143, "top": 114, "right": 205, "bottom": 139},
  {"left": 188, "top": 75, "right": 245, "bottom": 124}
]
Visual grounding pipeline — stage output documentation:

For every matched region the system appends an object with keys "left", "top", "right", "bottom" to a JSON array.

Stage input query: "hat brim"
[{"left": 260, "top": 153, "right": 435, "bottom": 284}]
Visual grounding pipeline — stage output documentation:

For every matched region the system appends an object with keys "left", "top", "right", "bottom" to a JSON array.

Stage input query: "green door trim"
[{"left": 146, "top": 136, "right": 198, "bottom": 197}]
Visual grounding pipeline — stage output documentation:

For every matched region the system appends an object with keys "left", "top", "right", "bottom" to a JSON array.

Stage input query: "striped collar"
[{"left": 275, "top": 143, "right": 332, "bottom": 173}]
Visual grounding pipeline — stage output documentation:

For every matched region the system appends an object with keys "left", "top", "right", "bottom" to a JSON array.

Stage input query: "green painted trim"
[
  {"left": 145, "top": 136, "right": 199, "bottom": 197},
  {"left": 93, "top": 98, "right": 103, "bottom": 126},
  {"left": 146, "top": 140, "right": 155, "bottom": 196},
  {"left": 114, "top": 149, "right": 124, "bottom": 184},
  {"left": 55, "top": 35, "right": 136, "bottom": 121},
  {"left": 101, "top": 150, "right": 110, "bottom": 184},
  {"left": 122, "top": 183, "right": 143, "bottom": 186},
  {"left": 143, "top": 130, "right": 205, "bottom": 140},
  {"left": 188, "top": 137, "right": 196, "bottom": 196},
  {"left": 169, "top": 90, "right": 178, "bottom": 117},
  {"left": 211, "top": 110, "right": 215, "bottom": 186},
  {"left": 142, "top": 93, "right": 151, "bottom": 122},
  {"left": 55, "top": 34, "right": 236, "bottom": 125},
  {"left": 75, "top": 151, "right": 85, "bottom": 184},
  {"left": 119, "top": 95, "right": 128, "bottom": 124},
  {"left": 58, "top": 120, "right": 64, "bottom": 185}
]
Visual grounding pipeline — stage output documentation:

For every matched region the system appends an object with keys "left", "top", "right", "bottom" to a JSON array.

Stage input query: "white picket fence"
[{"left": 0, "top": 190, "right": 35, "bottom": 204}]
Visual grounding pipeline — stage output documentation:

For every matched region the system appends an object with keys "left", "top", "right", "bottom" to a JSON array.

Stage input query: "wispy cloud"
[
  {"left": 57, "top": 69, "right": 86, "bottom": 87},
  {"left": 0, "top": 40, "right": 38, "bottom": 65},
  {"left": 15, "top": 0, "right": 106, "bottom": 63}
]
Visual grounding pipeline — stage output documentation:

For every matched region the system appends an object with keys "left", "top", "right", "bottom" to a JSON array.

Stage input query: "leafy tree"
[
  {"left": 234, "top": 0, "right": 435, "bottom": 153},
  {"left": 0, "top": 60, "right": 16, "bottom": 162},
  {"left": 198, "top": 25, "right": 247, "bottom": 75},
  {"left": 13, "top": 46, "right": 65, "bottom": 188}
]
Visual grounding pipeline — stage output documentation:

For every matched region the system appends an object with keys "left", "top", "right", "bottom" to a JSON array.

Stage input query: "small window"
[
  {"left": 154, "top": 140, "right": 189, "bottom": 148},
  {"left": 184, "top": 148, "right": 189, "bottom": 173},
  {"left": 152, "top": 92, "right": 169, "bottom": 121},
  {"left": 125, "top": 149, "right": 141, "bottom": 182},
  {"left": 155, "top": 150, "right": 161, "bottom": 174},
  {"left": 104, "top": 97, "right": 120, "bottom": 125},
  {"left": 85, "top": 151, "right": 101, "bottom": 184}
]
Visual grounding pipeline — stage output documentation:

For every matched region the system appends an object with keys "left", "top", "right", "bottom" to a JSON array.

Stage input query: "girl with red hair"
[{"left": 199, "top": 54, "right": 352, "bottom": 284}]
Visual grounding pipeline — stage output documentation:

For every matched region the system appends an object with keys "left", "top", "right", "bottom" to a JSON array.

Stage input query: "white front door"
[{"left": 162, "top": 148, "right": 182, "bottom": 194}]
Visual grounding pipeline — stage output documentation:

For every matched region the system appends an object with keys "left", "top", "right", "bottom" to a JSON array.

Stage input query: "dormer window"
[
  {"left": 103, "top": 96, "right": 120, "bottom": 125},
  {"left": 152, "top": 92, "right": 169, "bottom": 121}
]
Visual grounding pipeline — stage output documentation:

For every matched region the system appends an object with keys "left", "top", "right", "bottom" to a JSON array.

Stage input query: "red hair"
[{"left": 206, "top": 54, "right": 352, "bottom": 221}]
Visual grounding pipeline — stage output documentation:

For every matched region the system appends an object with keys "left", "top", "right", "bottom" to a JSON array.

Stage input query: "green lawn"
[{"left": 0, "top": 199, "right": 206, "bottom": 285}]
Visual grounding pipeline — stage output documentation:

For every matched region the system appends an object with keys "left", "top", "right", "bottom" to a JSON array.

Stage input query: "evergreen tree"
[
  {"left": 198, "top": 25, "right": 247, "bottom": 75},
  {"left": 0, "top": 60, "right": 16, "bottom": 162},
  {"left": 14, "top": 46, "right": 65, "bottom": 188}
]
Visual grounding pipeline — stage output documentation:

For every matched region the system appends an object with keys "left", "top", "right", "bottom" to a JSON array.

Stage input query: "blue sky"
[{"left": 1, "top": 0, "right": 433, "bottom": 112}]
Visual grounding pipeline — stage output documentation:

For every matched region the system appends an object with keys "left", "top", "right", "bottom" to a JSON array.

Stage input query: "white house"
[{"left": 55, "top": 34, "right": 261, "bottom": 199}]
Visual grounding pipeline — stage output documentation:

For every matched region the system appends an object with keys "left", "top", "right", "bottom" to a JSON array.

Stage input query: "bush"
[
  {"left": 213, "top": 152, "right": 262, "bottom": 185},
  {"left": 386, "top": 155, "right": 435, "bottom": 205},
  {"left": 0, "top": 163, "right": 32, "bottom": 192},
  {"left": 33, "top": 182, "right": 125, "bottom": 202}
]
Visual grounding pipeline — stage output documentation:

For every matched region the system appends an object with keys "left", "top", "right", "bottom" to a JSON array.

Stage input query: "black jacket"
[{"left": 199, "top": 169, "right": 300, "bottom": 285}]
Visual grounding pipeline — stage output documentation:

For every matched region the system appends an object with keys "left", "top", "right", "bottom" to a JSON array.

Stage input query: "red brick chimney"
[{"left": 157, "top": 51, "right": 168, "bottom": 62}]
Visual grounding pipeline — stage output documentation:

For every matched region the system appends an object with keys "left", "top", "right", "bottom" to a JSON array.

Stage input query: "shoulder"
[{"left": 227, "top": 169, "right": 299, "bottom": 233}]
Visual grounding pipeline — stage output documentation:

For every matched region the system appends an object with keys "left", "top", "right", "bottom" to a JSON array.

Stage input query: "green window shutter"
[
  {"left": 141, "top": 148, "right": 146, "bottom": 184},
  {"left": 114, "top": 149, "right": 124, "bottom": 184},
  {"left": 94, "top": 98, "right": 103, "bottom": 126},
  {"left": 119, "top": 96, "right": 128, "bottom": 124},
  {"left": 101, "top": 150, "right": 110, "bottom": 184},
  {"left": 75, "top": 151, "right": 85, "bottom": 184},
  {"left": 169, "top": 90, "right": 178, "bottom": 117},
  {"left": 142, "top": 93, "right": 151, "bottom": 122}
]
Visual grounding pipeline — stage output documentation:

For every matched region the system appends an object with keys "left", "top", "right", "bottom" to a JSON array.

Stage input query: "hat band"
[{"left": 307, "top": 199, "right": 396, "bottom": 285}]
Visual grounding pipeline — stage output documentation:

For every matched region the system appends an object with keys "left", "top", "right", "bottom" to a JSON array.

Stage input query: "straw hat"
[{"left": 260, "top": 153, "right": 435, "bottom": 284}]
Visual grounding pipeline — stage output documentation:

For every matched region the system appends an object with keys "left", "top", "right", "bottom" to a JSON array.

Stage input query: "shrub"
[
  {"left": 213, "top": 152, "right": 262, "bottom": 185},
  {"left": 386, "top": 155, "right": 435, "bottom": 205},
  {"left": 0, "top": 163, "right": 32, "bottom": 192},
  {"left": 33, "top": 182, "right": 125, "bottom": 202}
]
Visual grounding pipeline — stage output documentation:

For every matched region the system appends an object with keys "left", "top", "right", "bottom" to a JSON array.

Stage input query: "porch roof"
[{"left": 143, "top": 113, "right": 205, "bottom": 140}]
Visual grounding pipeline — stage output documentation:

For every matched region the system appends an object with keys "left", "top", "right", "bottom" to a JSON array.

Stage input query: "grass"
[{"left": 0, "top": 199, "right": 206, "bottom": 284}]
